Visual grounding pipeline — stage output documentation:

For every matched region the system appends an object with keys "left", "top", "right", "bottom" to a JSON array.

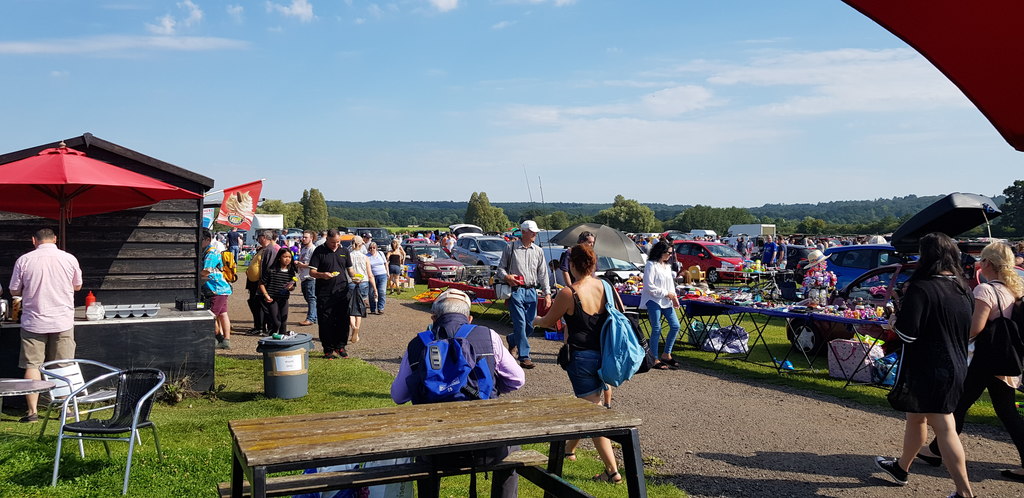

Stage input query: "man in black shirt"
[
  {"left": 309, "top": 229, "right": 355, "bottom": 358},
  {"left": 225, "top": 227, "right": 243, "bottom": 263}
]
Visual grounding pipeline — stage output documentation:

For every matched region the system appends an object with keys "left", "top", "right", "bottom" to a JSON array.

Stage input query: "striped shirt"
[{"left": 261, "top": 266, "right": 297, "bottom": 297}]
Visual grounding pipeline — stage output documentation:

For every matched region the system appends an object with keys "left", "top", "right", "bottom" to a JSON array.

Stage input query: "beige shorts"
[{"left": 19, "top": 329, "right": 76, "bottom": 370}]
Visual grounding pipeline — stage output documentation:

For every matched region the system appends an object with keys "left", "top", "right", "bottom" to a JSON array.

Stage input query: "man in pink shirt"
[{"left": 9, "top": 228, "right": 83, "bottom": 423}]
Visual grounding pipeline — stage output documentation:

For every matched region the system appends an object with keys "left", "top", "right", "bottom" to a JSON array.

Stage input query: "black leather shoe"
[{"left": 1001, "top": 469, "right": 1024, "bottom": 482}]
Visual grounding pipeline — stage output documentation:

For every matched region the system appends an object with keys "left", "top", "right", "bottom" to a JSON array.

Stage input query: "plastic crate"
[{"left": 544, "top": 331, "right": 564, "bottom": 341}]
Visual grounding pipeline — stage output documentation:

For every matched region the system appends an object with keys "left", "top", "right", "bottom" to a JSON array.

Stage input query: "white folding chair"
[{"left": 38, "top": 359, "right": 122, "bottom": 457}]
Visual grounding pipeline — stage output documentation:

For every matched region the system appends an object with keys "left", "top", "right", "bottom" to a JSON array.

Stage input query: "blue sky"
[{"left": 1, "top": 1, "right": 1019, "bottom": 208}]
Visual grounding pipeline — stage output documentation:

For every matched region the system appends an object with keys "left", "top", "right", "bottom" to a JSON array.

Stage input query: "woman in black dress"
[{"left": 874, "top": 232, "right": 975, "bottom": 497}]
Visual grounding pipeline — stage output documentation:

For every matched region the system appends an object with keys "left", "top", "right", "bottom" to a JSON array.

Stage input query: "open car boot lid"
[{"left": 889, "top": 192, "right": 1001, "bottom": 254}]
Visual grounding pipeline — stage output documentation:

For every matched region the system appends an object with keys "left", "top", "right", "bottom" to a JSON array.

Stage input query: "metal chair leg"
[
  {"left": 51, "top": 432, "right": 64, "bottom": 487},
  {"left": 150, "top": 426, "right": 164, "bottom": 460},
  {"left": 103, "top": 440, "right": 112, "bottom": 458},
  {"left": 122, "top": 430, "right": 138, "bottom": 495},
  {"left": 37, "top": 403, "right": 55, "bottom": 440}
]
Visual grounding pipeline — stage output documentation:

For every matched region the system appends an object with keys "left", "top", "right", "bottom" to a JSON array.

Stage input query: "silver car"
[{"left": 451, "top": 236, "right": 509, "bottom": 268}]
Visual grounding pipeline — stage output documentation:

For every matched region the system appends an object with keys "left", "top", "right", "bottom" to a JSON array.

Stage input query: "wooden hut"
[{"left": 0, "top": 133, "right": 217, "bottom": 390}]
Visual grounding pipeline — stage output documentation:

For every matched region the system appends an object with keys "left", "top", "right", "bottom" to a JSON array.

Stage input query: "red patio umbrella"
[
  {"left": 843, "top": 0, "right": 1024, "bottom": 151},
  {"left": 0, "top": 144, "right": 202, "bottom": 247}
]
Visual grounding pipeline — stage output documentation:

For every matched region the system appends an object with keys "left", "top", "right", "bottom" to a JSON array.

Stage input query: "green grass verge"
[{"left": 0, "top": 338, "right": 684, "bottom": 497}]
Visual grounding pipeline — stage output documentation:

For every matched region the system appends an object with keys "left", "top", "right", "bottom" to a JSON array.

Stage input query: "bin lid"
[{"left": 257, "top": 333, "right": 313, "bottom": 347}]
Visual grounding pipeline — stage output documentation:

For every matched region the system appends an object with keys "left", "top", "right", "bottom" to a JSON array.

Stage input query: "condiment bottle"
[{"left": 85, "top": 291, "right": 96, "bottom": 308}]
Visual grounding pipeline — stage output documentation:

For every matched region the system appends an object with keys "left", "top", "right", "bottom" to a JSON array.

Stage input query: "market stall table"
[
  {"left": 226, "top": 396, "right": 647, "bottom": 498},
  {"left": 0, "top": 379, "right": 54, "bottom": 419}
]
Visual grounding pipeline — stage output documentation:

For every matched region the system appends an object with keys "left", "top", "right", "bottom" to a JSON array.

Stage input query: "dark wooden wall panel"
[{"left": 0, "top": 199, "right": 203, "bottom": 306}]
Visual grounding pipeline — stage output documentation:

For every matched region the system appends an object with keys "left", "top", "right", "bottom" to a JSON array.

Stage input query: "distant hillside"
[{"left": 324, "top": 194, "right": 1005, "bottom": 227}]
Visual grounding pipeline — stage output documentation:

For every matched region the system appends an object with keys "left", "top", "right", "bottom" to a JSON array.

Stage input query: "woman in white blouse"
[{"left": 639, "top": 240, "right": 681, "bottom": 370}]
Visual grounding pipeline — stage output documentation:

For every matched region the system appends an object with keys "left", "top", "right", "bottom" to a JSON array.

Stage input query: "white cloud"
[
  {"left": 227, "top": 4, "right": 244, "bottom": 23},
  {"left": 266, "top": 0, "right": 315, "bottom": 22},
  {"left": 491, "top": 20, "right": 515, "bottom": 30},
  {"left": 707, "top": 48, "right": 970, "bottom": 115},
  {"left": 179, "top": 0, "right": 203, "bottom": 27},
  {"left": 0, "top": 35, "right": 248, "bottom": 55},
  {"left": 354, "top": 17, "right": 366, "bottom": 24},
  {"left": 50, "top": 70, "right": 70, "bottom": 78},
  {"left": 429, "top": 0, "right": 458, "bottom": 12},
  {"left": 145, "top": 14, "right": 176, "bottom": 35},
  {"left": 367, "top": 4, "right": 384, "bottom": 18}
]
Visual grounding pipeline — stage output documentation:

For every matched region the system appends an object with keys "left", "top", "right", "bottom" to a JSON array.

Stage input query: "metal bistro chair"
[
  {"left": 52, "top": 368, "right": 166, "bottom": 495},
  {"left": 38, "top": 359, "right": 122, "bottom": 457}
]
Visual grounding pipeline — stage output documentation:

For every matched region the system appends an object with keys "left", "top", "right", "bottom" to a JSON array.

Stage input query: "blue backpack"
[
  {"left": 597, "top": 280, "right": 646, "bottom": 387},
  {"left": 406, "top": 323, "right": 496, "bottom": 404}
]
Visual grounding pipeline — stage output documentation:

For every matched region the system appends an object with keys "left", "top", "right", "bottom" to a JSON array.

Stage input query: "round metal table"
[{"left": 0, "top": 378, "right": 55, "bottom": 419}]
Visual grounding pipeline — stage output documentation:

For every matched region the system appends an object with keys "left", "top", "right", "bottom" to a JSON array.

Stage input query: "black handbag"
[
  {"left": 557, "top": 343, "right": 571, "bottom": 371},
  {"left": 972, "top": 283, "right": 1024, "bottom": 376}
]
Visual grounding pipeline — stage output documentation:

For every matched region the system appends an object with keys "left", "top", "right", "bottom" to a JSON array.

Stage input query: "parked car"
[
  {"left": 449, "top": 224, "right": 484, "bottom": 238},
  {"left": 783, "top": 244, "right": 812, "bottom": 271},
  {"left": 822, "top": 244, "right": 905, "bottom": 289},
  {"left": 451, "top": 236, "right": 508, "bottom": 268},
  {"left": 402, "top": 243, "right": 464, "bottom": 284},
  {"left": 672, "top": 240, "right": 744, "bottom": 284},
  {"left": 535, "top": 230, "right": 563, "bottom": 247},
  {"left": 346, "top": 227, "right": 392, "bottom": 249}
]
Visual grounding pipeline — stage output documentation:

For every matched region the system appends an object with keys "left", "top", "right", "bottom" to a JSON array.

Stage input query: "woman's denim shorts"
[
  {"left": 389, "top": 264, "right": 402, "bottom": 275},
  {"left": 566, "top": 349, "right": 606, "bottom": 398},
  {"left": 348, "top": 281, "right": 370, "bottom": 299}
]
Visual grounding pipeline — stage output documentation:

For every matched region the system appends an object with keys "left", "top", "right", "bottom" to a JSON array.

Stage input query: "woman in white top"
[
  {"left": 347, "top": 236, "right": 376, "bottom": 343},
  {"left": 919, "top": 241, "right": 1024, "bottom": 482},
  {"left": 640, "top": 240, "right": 681, "bottom": 370}
]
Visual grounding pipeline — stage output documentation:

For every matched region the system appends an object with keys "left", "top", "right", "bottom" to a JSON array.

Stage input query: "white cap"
[
  {"left": 435, "top": 288, "right": 472, "bottom": 307},
  {"left": 520, "top": 220, "right": 539, "bottom": 233}
]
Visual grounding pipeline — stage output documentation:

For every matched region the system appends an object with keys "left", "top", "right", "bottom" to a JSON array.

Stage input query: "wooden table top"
[
  {"left": 0, "top": 378, "right": 55, "bottom": 396},
  {"left": 230, "top": 396, "right": 642, "bottom": 468}
]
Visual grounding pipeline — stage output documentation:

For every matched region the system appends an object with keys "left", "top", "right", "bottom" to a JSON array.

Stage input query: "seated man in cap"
[{"left": 391, "top": 288, "right": 525, "bottom": 496}]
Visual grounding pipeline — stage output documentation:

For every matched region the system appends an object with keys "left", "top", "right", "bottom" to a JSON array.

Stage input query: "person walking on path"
[
  {"left": 8, "top": 228, "right": 82, "bottom": 423},
  {"left": 366, "top": 242, "right": 388, "bottom": 315},
  {"left": 497, "top": 220, "right": 550, "bottom": 369},
  {"left": 347, "top": 236, "right": 375, "bottom": 344},
  {"left": 309, "top": 229, "right": 354, "bottom": 359},
  {"left": 386, "top": 239, "right": 406, "bottom": 294},
  {"left": 225, "top": 227, "right": 242, "bottom": 263},
  {"left": 874, "top": 232, "right": 975, "bottom": 498},
  {"left": 259, "top": 248, "right": 298, "bottom": 336},
  {"left": 201, "top": 229, "right": 233, "bottom": 349},
  {"left": 296, "top": 230, "right": 317, "bottom": 326},
  {"left": 919, "top": 241, "right": 1024, "bottom": 483},
  {"left": 640, "top": 240, "right": 681, "bottom": 370},
  {"left": 533, "top": 243, "right": 623, "bottom": 483}
]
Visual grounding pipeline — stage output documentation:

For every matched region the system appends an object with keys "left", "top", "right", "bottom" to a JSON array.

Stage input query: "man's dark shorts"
[{"left": 210, "top": 294, "right": 229, "bottom": 315}]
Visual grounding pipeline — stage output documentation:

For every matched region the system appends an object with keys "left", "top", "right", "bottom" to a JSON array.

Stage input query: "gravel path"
[{"left": 220, "top": 289, "right": 1024, "bottom": 497}]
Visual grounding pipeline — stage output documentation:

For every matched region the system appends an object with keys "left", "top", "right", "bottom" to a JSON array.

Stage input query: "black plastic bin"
[{"left": 255, "top": 333, "right": 313, "bottom": 399}]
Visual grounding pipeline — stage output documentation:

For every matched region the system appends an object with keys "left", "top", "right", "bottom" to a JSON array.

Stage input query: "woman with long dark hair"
[
  {"left": 640, "top": 240, "right": 681, "bottom": 369},
  {"left": 918, "top": 241, "right": 1024, "bottom": 482},
  {"left": 874, "top": 232, "right": 975, "bottom": 497}
]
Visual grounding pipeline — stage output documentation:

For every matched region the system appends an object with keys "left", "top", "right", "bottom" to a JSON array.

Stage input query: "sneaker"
[
  {"left": 217, "top": 339, "right": 232, "bottom": 350},
  {"left": 338, "top": 348, "right": 349, "bottom": 358},
  {"left": 519, "top": 358, "right": 535, "bottom": 369},
  {"left": 874, "top": 456, "right": 908, "bottom": 485},
  {"left": 324, "top": 350, "right": 337, "bottom": 359},
  {"left": 215, "top": 333, "right": 224, "bottom": 343},
  {"left": 299, "top": 320, "right": 314, "bottom": 326}
]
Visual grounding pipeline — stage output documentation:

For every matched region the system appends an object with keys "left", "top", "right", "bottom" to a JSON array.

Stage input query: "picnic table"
[{"left": 226, "top": 396, "right": 646, "bottom": 498}]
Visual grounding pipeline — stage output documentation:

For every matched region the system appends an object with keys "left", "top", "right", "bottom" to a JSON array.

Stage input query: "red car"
[
  {"left": 403, "top": 243, "right": 464, "bottom": 284},
  {"left": 673, "top": 240, "right": 745, "bottom": 284}
]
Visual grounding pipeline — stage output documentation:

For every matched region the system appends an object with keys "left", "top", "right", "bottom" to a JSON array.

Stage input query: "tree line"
[{"left": 252, "top": 186, "right": 1021, "bottom": 237}]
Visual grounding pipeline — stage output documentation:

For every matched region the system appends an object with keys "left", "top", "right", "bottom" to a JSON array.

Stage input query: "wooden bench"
[{"left": 217, "top": 449, "right": 549, "bottom": 498}]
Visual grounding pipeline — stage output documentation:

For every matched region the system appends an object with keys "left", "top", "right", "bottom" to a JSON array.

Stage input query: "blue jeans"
[
  {"left": 369, "top": 273, "right": 388, "bottom": 312},
  {"left": 507, "top": 287, "right": 538, "bottom": 360},
  {"left": 646, "top": 300, "right": 680, "bottom": 357},
  {"left": 301, "top": 279, "right": 317, "bottom": 323}
]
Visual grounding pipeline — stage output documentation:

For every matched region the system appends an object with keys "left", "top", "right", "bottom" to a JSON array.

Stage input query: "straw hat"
[{"left": 804, "top": 249, "right": 830, "bottom": 269}]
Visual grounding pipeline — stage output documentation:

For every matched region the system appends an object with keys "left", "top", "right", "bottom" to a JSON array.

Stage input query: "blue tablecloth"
[{"left": 680, "top": 299, "right": 886, "bottom": 327}]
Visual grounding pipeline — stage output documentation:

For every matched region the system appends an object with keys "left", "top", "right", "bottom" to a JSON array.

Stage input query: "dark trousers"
[
  {"left": 265, "top": 295, "right": 290, "bottom": 335},
  {"left": 317, "top": 290, "right": 351, "bottom": 352},
  {"left": 929, "top": 363, "right": 1024, "bottom": 466},
  {"left": 246, "top": 287, "right": 269, "bottom": 332}
]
